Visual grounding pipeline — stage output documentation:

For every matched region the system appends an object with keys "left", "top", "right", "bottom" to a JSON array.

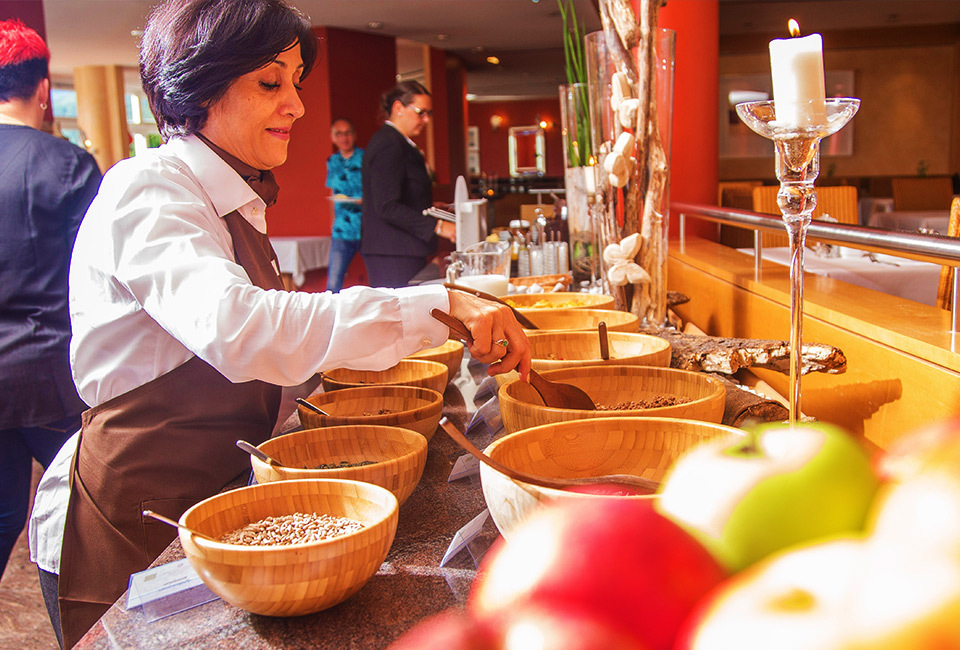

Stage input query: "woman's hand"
[
  {"left": 446, "top": 290, "right": 530, "bottom": 380},
  {"left": 435, "top": 219, "right": 457, "bottom": 243}
]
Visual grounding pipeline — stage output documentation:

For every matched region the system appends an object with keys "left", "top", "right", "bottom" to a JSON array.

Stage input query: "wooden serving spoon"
[
  {"left": 443, "top": 282, "right": 540, "bottom": 329},
  {"left": 599, "top": 321, "right": 610, "bottom": 361},
  {"left": 236, "top": 439, "right": 282, "bottom": 467},
  {"left": 430, "top": 308, "right": 596, "bottom": 410},
  {"left": 296, "top": 397, "right": 331, "bottom": 416},
  {"left": 438, "top": 417, "right": 658, "bottom": 495},
  {"left": 142, "top": 509, "right": 221, "bottom": 543}
]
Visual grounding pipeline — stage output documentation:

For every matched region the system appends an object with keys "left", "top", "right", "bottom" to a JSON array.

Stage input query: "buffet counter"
[
  {"left": 74, "top": 370, "right": 499, "bottom": 649},
  {"left": 670, "top": 236, "right": 960, "bottom": 450}
]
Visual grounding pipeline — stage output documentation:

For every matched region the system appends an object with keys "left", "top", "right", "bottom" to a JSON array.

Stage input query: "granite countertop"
[{"left": 75, "top": 359, "right": 502, "bottom": 649}]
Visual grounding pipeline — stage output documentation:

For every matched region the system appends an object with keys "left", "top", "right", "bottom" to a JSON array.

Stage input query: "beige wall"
[{"left": 719, "top": 43, "right": 958, "bottom": 182}]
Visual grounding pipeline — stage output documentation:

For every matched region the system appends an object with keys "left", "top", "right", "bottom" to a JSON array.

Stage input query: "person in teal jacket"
[{"left": 325, "top": 117, "right": 363, "bottom": 292}]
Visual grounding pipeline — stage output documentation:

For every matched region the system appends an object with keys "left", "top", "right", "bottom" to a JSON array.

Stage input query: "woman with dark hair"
[
  {"left": 0, "top": 18, "right": 100, "bottom": 582},
  {"left": 27, "top": 1, "right": 529, "bottom": 647},
  {"left": 361, "top": 80, "right": 457, "bottom": 287}
]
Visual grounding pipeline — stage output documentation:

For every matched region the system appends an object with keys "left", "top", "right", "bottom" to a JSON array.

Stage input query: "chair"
[
  {"left": 935, "top": 197, "right": 960, "bottom": 310},
  {"left": 892, "top": 176, "right": 954, "bottom": 211},
  {"left": 718, "top": 181, "right": 764, "bottom": 248},
  {"left": 751, "top": 185, "right": 859, "bottom": 248},
  {"left": 717, "top": 180, "right": 763, "bottom": 206}
]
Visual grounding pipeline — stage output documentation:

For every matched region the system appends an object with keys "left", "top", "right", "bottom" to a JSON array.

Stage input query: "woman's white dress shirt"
[{"left": 30, "top": 135, "right": 449, "bottom": 573}]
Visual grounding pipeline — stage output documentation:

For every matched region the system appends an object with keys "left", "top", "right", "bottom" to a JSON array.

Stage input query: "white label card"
[
  {"left": 448, "top": 453, "right": 481, "bottom": 482},
  {"left": 440, "top": 509, "right": 490, "bottom": 567}
]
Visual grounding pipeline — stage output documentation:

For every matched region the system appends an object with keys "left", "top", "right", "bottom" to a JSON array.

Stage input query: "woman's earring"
[{"left": 40, "top": 102, "right": 48, "bottom": 110}]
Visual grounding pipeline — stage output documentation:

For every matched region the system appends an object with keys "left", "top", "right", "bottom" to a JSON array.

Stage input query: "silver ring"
[{"left": 495, "top": 338, "right": 509, "bottom": 349}]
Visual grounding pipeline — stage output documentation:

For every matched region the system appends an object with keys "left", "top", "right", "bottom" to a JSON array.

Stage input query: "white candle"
[{"left": 769, "top": 22, "right": 826, "bottom": 127}]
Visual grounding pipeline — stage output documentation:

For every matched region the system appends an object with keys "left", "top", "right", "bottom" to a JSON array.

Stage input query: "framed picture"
[
  {"left": 467, "top": 126, "right": 480, "bottom": 151},
  {"left": 719, "top": 70, "right": 855, "bottom": 158},
  {"left": 467, "top": 151, "right": 481, "bottom": 176}
]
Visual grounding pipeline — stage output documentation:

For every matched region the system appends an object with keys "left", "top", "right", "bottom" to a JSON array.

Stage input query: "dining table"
[
  {"left": 269, "top": 236, "right": 331, "bottom": 288},
  {"left": 73, "top": 355, "right": 503, "bottom": 649},
  {"left": 738, "top": 246, "right": 942, "bottom": 306},
  {"left": 866, "top": 209, "right": 951, "bottom": 234}
]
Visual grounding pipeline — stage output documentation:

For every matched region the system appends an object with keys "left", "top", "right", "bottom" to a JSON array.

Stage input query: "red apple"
[
  {"left": 469, "top": 499, "right": 727, "bottom": 650},
  {"left": 388, "top": 610, "right": 496, "bottom": 650}
]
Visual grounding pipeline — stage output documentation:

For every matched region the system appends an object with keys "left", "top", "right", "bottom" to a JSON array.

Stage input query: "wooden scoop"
[
  {"left": 443, "top": 282, "right": 539, "bottom": 329},
  {"left": 430, "top": 309, "right": 596, "bottom": 410},
  {"left": 438, "top": 417, "right": 657, "bottom": 494},
  {"left": 142, "top": 510, "right": 220, "bottom": 543},
  {"left": 599, "top": 321, "right": 610, "bottom": 361}
]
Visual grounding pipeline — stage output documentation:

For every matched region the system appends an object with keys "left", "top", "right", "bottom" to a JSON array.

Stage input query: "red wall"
[
  {"left": 0, "top": 1, "right": 45, "bottom": 32},
  {"left": 657, "top": 0, "right": 720, "bottom": 239},
  {"left": 467, "top": 98, "right": 565, "bottom": 178},
  {"left": 270, "top": 27, "right": 396, "bottom": 237}
]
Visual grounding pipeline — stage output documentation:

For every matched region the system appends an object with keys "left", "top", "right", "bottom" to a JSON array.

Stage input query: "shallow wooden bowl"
[
  {"left": 526, "top": 330, "right": 671, "bottom": 372},
  {"left": 253, "top": 425, "right": 428, "bottom": 505},
  {"left": 297, "top": 385, "right": 443, "bottom": 441},
  {"left": 406, "top": 339, "right": 464, "bottom": 384},
  {"left": 321, "top": 359, "right": 448, "bottom": 395},
  {"left": 522, "top": 308, "right": 639, "bottom": 333},
  {"left": 481, "top": 417, "right": 743, "bottom": 537},
  {"left": 504, "top": 292, "right": 615, "bottom": 311},
  {"left": 508, "top": 272, "right": 573, "bottom": 291},
  {"left": 179, "top": 478, "right": 398, "bottom": 616},
  {"left": 491, "top": 330, "right": 672, "bottom": 388},
  {"left": 499, "top": 365, "right": 726, "bottom": 433}
]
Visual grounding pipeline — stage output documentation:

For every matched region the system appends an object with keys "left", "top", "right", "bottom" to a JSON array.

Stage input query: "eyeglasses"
[
  {"left": 409, "top": 105, "right": 433, "bottom": 119},
  {"left": 332, "top": 130, "right": 354, "bottom": 137}
]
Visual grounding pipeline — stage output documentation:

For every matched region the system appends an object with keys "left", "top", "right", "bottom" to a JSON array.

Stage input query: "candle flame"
[{"left": 788, "top": 19, "right": 801, "bottom": 37}]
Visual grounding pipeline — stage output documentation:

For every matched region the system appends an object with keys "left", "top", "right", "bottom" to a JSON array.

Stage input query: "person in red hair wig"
[{"left": 0, "top": 18, "right": 101, "bottom": 647}]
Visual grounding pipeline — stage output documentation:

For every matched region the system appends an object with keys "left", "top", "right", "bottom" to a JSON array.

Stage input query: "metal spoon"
[
  {"left": 443, "top": 282, "right": 540, "bottom": 329},
  {"left": 296, "top": 397, "right": 331, "bottom": 416},
  {"left": 236, "top": 439, "right": 282, "bottom": 467},
  {"left": 142, "top": 509, "right": 220, "bottom": 543},
  {"left": 430, "top": 308, "right": 596, "bottom": 410},
  {"left": 438, "top": 418, "right": 657, "bottom": 494},
  {"left": 599, "top": 321, "right": 610, "bottom": 361}
]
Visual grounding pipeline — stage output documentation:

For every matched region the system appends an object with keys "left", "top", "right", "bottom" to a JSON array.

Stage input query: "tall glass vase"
[
  {"left": 586, "top": 28, "right": 675, "bottom": 325},
  {"left": 559, "top": 82, "right": 598, "bottom": 287}
]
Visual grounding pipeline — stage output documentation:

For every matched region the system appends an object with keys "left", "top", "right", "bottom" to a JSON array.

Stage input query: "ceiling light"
[
  {"left": 436, "top": 34, "right": 450, "bottom": 41},
  {"left": 130, "top": 29, "right": 142, "bottom": 37},
  {"left": 466, "top": 93, "right": 477, "bottom": 101},
  {"left": 367, "top": 21, "right": 383, "bottom": 29},
  {"left": 473, "top": 46, "right": 484, "bottom": 53},
  {"left": 486, "top": 56, "right": 500, "bottom": 65}
]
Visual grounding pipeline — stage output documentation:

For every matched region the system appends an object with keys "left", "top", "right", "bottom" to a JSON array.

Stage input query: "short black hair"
[
  {"left": 331, "top": 117, "right": 354, "bottom": 130},
  {"left": 140, "top": 0, "right": 318, "bottom": 139},
  {"left": 379, "top": 80, "right": 431, "bottom": 118},
  {"left": 0, "top": 18, "right": 50, "bottom": 101}
]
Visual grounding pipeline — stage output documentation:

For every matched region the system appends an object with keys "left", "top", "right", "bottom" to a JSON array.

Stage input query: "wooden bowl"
[
  {"left": 406, "top": 339, "right": 464, "bottom": 384},
  {"left": 527, "top": 330, "right": 671, "bottom": 372},
  {"left": 252, "top": 425, "right": 428, "bottom": 505},
  {"left": 297, "top": 385, "right": 443, "bottom": 441},
  {"left": 522, "top": 308, "right": 639, "bottom": 333},
  {"left": 481, "top": 417, "right": 743, "bottom": 537},
  {"left": 492, "top": 330, "right": 672, "bottom": 388},
  {"left": 504, "top": 292, "right": 615, "bottom": 311},
  {"left": 179, "top": 478, "right": 397, "bottom": 616},
  {"left": 499, "top": 365, "right": 726, "bottom": 433},
  {"left": 321, "top": 359, "right": 448, "bottom": 395},
  {"left": 508, "top": 272, "right": 573, "bottom": 291}
]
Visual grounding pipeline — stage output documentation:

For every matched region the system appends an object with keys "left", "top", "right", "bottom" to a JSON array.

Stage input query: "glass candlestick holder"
[{"left": 735, "top": 98, "right": 860, "bottom": 424}]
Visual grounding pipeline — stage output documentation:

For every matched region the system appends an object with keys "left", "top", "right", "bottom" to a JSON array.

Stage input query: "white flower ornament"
[{"left": 603, "top": 232, "right": 650, "bottom": 286}]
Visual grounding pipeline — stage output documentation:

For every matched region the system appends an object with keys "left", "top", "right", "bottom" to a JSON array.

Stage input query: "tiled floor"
[{"left": 0, "top": 463, "right": 59, "bottom": 650}]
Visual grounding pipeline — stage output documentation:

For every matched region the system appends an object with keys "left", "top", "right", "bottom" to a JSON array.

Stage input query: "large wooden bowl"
[
  {"left": 481, "top": 417, "right": 743, "bottom": 537},
  {"left": 499, "top": 365, "right": 726, "bottom": 433},
  {"left": 406, "top": 339, "right": 464, "bottom": 384},
  {"left": 508, "top": 272, "right": 572, "bottom": 291},
  {"left": 492, "top": 330, "right": 672, "bottom": 388},
  {"left": 504, "top": 292, "right": 615, "bottom": 311},
  {"left": 522, "top": 308, "right": 639, "bottom": 333},
  {"left": 179, "top": 479, "right": 397, "bottom": 616},
  {"left": 297, "top": 385, "right": 443, "bottom": 441},
  {"left": 321, "top": 359, "right": 448, "bottom": 395},
  {"left": 252, "top": 425, "right": 428, "bottom": 505}
]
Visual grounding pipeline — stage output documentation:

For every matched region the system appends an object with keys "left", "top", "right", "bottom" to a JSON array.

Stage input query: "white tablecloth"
[
  {"left": 867, "top": 210, "right": 950, "bottom": 234},
  {"left": 269, "top": 236, "right": 331, "bottom": 287},
  {"left": 738, "top": 247, "right": 941, "bottom": 306}
]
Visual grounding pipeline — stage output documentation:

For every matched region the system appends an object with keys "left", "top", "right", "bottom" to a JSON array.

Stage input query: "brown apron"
[{"left": 58, "top": 154, "right": 286, "bottom": 648}]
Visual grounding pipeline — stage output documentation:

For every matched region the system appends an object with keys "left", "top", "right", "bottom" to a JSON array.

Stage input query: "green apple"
[{"left": 656, "top": 422, "right": 880, "bottom": 572}]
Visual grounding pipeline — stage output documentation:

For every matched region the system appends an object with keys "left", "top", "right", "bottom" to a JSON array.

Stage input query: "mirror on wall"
[{"left": 508, "top": 125, "right": 546, "bottom": 176}]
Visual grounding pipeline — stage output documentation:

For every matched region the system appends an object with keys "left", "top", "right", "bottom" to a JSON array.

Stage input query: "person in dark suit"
[{"left": 361, "top": 80, "right": 455, "bottom": 288}]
